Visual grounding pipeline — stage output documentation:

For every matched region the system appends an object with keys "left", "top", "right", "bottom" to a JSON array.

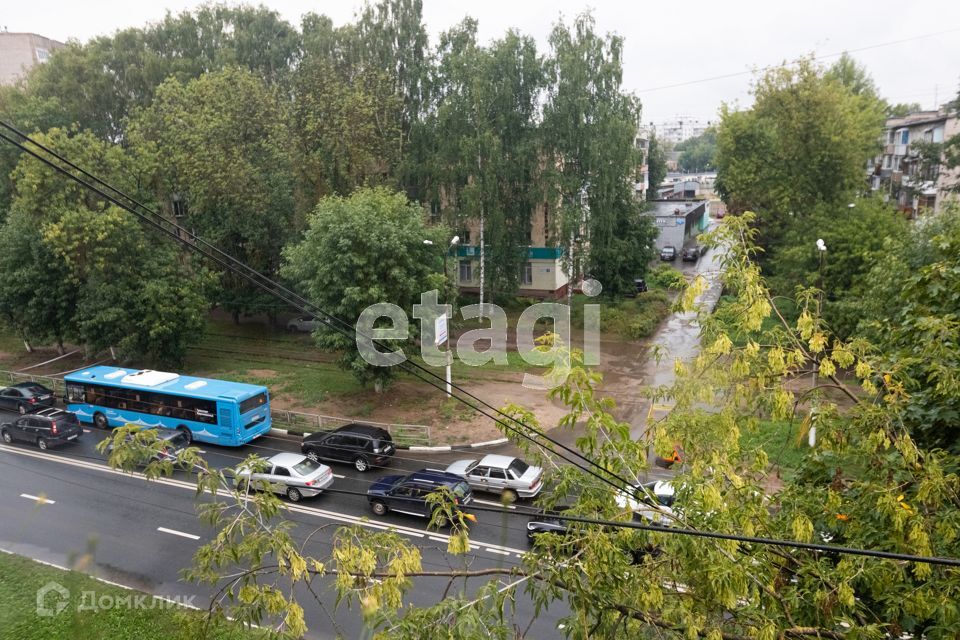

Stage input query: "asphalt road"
[{"left": 0, "top": 413, "right": 572, "bottom": 638}]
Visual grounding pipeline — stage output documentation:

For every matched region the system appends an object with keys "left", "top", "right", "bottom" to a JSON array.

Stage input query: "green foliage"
[
  {"left": 769, "top": 195, "right": 908, "bottom": 338},
  {"left": 647, "top": 264, "right": 687, "bottom": 290},
  {"left": 715, "top": 58, "right": 885, "bottom": 246},
  {"left": 129, "top": 67, "right": 295, "bottom": 322},
  {"left": 542, "top": 13, "right": 656, "bottom": 296},
  {"left": 676, "top": 127, "right": 717, "bottom": 172},
  {"left": 281, "top": 187, "right": 446, "bottom": 390},
  {"left": 646, "top": 132, "right": 668, "bottom": 199},
  {"left": 855, "top": 204, "right": 960, "bottom": 451},
  {"left": 599, "top": 291, "right": 671, "bottom": 339}
]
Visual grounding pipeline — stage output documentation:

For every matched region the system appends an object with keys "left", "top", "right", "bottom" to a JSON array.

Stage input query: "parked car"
[
  {"left": 659, "top": 246, "right": 677, "bottom": 261},
  {"left": 616, "top": 480, "right": 677, "bottom": 525},
  {"left": 681, "top": 245, "right": 702, "bottom": 262},
  {"left": 301, "top": 423, "right": 395, "bottom": 472},
  {"left": 286, "top": 316, "right": 320, "bottom": 332},
  {"left": 235, "top": 452, "right": 334, "bottom": 502},
  {"left": 1, "top": 407, "right": 81, "bottom": 450},
  {"left": 444, "top": 454, "right": 544, "bottom": 501},
  {"left": 633, "top": 278, "right": 648, "bottom": 295},
  {"left": 367, "top": 469, "right": 477, "bottom": 524},
  {"left": 526, "top": 506, "right": 659, "bottom": 562},
  {"left": 105, "top": 427, "right": 190, "bottom": 465},
  {"left": 0, "top": 382, "right": 56, "bottom": 414}
]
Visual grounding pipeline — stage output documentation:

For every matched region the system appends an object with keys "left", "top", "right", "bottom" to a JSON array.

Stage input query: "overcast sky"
[{"left": 5, "top": 0, "right": 960, "bottom": 125}]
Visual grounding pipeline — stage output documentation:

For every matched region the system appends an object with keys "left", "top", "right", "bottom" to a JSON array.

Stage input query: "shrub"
[{"left": 648, "top": 265, "right": 686, "bottom": 290}]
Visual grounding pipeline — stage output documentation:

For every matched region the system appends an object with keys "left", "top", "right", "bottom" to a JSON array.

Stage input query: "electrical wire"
[{"left": 0, "top": 121, "right": 644, "bottom": 502}]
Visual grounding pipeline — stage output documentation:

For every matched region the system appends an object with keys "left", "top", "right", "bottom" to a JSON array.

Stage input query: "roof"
[
  {"left": 268, "top": 452, "right": 307, "bottom": 466},
  {"left": 478, "top": 454, "right": 518, "bottom": 468},
  {"left": 335, "top": 423, "right": 391, "bottom": 437},
  {"left": 63, "top": 366, "right": 267, "bottom": 401},
  {"left": 407, "top": 469, "right": 467, "bottom": 485}
]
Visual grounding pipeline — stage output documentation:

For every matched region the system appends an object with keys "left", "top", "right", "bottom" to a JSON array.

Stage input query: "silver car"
[
  {"left": 235, "top": 452, "right": 334, "bottom": 502},
  {"left": 616, "top": 480, "right": 676, "bottom": 525},
  {"left": 287, "top": 316, "right": 320, "bottom": 332},
  {"left": 445, "top": 454, "right": 544, "bottom": 501}
]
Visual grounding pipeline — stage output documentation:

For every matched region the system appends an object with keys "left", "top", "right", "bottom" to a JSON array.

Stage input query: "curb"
[{"left": 268, "top": 428, "right": 508, "bottom": 453}]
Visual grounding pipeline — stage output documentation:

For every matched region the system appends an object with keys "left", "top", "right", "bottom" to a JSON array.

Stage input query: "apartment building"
[
  {"left": 0, "top": 32, "right": 64, "bottom": 86},
  {"left": 868, "top": 108, "right": 959, "bottom": 216}
]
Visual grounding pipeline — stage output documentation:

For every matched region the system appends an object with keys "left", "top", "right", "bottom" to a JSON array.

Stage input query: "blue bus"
[{"left": 63, "top": 366, "right": 271, "bottom": 447}]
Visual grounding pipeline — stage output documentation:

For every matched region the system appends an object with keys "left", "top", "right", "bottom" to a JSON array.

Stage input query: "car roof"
[
  {"left": 9, "top": 381, "right": 49, "bottom": 390},
  {"left": 334, "top": 423, "right": 391, "bottom": 437},
  {"left": 268, "top": 452, "right": 308, "bottom": 467},
  {"left": 31, "top": 407, "right": 70, "bottom": 419},
  {"left": 406, "top": 469, "right": 468, "bottom": 486},
  {"left": 477, "top": 454, "right": 518, "bottom": 468}
]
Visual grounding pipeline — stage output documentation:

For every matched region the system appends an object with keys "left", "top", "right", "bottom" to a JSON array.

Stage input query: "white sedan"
[
  {"left": 235, "top": 452, "right": 333, "bottom": 502},
  {"left": 445, "top": 454, "right": 544, "bottom": 501}
]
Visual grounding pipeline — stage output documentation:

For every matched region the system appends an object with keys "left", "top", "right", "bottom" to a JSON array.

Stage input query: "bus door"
[{"left": 217, "top": 403, "right": 237, "bottom": 444}]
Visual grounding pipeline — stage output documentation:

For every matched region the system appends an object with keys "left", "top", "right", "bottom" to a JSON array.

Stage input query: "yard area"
[{"left": 0, "top": 551, "right": 259, "bottom": 640}]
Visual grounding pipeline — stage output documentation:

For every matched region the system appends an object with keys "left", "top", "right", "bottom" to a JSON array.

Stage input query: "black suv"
[
  {"left": 1, "top": 408, "right": 82, "bottom": 450},
  {"left": 0, "top": 382, "right": 56, "bottom": 414},
  {"left": 367, "top": 469, "right": 475, "bottom": 523},
  {"left": 301, "top": 423, "right": 395, "bottom": 472}
]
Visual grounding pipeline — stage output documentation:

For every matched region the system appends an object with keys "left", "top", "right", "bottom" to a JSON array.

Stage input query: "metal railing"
[
  {"left": 270, "top": 409, "right": 432, "bottom": 447},
  {"left": 0, "top": 369, "right": 432, "bottom": 447}
]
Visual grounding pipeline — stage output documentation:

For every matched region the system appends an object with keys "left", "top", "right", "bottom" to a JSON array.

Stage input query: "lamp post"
[{"left": 810, "top": 238, "right": 827, "bottom": 447}]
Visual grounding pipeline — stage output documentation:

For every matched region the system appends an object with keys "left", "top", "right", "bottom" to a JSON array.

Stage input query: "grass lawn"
[
  {"left": 740, "top": 419, "right": 810, "bottom": 481},
  {"left": 0, "top": 551, "right": 260, "bottom": 640}
]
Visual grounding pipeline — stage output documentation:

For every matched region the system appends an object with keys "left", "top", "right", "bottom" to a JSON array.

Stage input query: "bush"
[{"left": 648, "top": 264, "right": 686, "bottom": 290}]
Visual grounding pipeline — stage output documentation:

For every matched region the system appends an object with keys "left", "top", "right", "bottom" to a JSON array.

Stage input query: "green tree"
[
  {"left": 129, "top": 67, "right": 295, "bottom": 324},
  {"left": 855, "top": 204, "right": 960, "bottom": 452},
  {"left": 645, "top": 132, "right": 667, "bottom": 199},
  {"left": 0, "top": 209, "right": 75, "bottom": 352},
  {"left": 715, "top": 58, "right": 885, "bottom": 248},
  {"left": 675, "top": 127, "right": 717, "bottom": 173},
  {"left": 43, "top": 207, "right": 210, "bottom": 367},
  {"left": 281, "top": 188, "right": 447, "bottom": 391},
  {"left": 769, "top": 195, "right": 908, "bottom": 338},
  {"left": 887, "top": 102, "right": 922, "bottom": 117},
  {"left": 543, "top": 13, "right": 656, "bottom": 297}
]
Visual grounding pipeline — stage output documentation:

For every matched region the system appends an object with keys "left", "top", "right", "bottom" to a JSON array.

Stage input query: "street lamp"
[
  {"left": 810, "top": 238, "right": 827, "bottom": 448},
  {"left": 424, "top": 236, "right": 460, "bottom": 396}
]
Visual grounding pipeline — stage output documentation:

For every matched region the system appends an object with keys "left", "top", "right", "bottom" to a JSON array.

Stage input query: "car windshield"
[
  {"left": 24, "top": 385, "right": 47, "bottom": 394},
  {"left": 452, "top": 481, "right": 470, "bottom": 499},
  {"left": 293, "top": 459, "right": 322, "bottom": 476},
  {"left": 507, "top": 459, "right": 529, "bottom": 477},
  {"left": 167, "top": 433, "right": 189, "bottom": 449}
]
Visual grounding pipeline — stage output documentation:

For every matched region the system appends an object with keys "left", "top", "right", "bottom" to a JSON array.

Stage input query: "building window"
[
  {"left": 887, "top": 130, "right": 896, "bottom": 144},
  {"left": 520, "top": 262, "right": 533, "bottom": 286},
  {"left": 883, "top": 155, "right": 890, "bottom": 169},
  {"left": 171, "top": 193, "right": 187, "bottom": 218},
  {"left": 459, "top": 260, "right": 472, "bottom": 283},
  {"left": 900, "top": 130, "right": 909, "bottom": 145},
  {"left": 35, "top": 48, "right": 50, "bottom": 63},
  {"left": 461, "top": 229, "right": 471, "bottom": 244},
  {"left": 933, "top": 126, "right": 944, "bottom": 143}
]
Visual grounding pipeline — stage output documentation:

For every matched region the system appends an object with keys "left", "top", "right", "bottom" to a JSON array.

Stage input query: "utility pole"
[{"left": 810, "top": 238, "right": 827, "bottom": 447}]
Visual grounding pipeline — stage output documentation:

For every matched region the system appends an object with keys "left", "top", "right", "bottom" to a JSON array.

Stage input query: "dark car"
[
  {"left": 634, "top": 278, "right": 648, "bottom": 294},
  {"left": 301, "top": 423, "right": 395, "bottom": 472},
  {"left": 105, "top": 427, "right": 190, "bottom": 465},
  {"left": 0, "top": 382, "right": 56, "bottom": 414},
  {"left": 526, "top": 507, "right": 659, "bottom": 562},
  {"left": 1, "top": 407, "right": 81, "bottom": 450},
  {"left": 681, "top": 246, "right": 701, "bottom": 262},
  {"left": 659, "top": 246, "right": 677, "bottom": 261},
  {"left": 367, "top": 469, "right": 476, "bottom": 524}
]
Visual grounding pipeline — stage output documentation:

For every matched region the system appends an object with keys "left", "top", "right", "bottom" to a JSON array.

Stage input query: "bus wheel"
[
  {"left": 176, "top": 426, "right": 192, "bottom": 445},
  {"left": 93, "top": 413, "right": 108, "bottom": 429}
]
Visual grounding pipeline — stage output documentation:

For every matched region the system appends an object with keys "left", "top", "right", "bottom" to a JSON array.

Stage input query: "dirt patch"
[
  {"left": 246, "top": 369, "right": 280, "bottom": 378},
  {"left": 270, "top": 373, "right": 567, "bottom": 446}
]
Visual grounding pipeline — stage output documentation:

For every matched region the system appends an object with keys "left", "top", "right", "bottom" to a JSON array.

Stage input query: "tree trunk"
[
  {"left": 373, "top": 379, "right": 384, "bottom": 394},
  {"left": 56, "top": 339, "right": 65, "bottom": 356},
  {"left": 232, "top": 309, "right": 240, "bottom": 325}
]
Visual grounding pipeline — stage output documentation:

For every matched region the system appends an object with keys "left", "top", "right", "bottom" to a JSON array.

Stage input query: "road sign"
[{"left": 435, "top": 314, "right": 448, "bottom": 346}]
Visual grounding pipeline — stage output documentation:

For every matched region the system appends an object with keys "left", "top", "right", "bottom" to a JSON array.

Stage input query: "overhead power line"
[
  {"left": 0, "top": 121, "right": 643, "bottom": 502},
  {"left": 636, "top": 26, "right": 960, "bottom": 94}
]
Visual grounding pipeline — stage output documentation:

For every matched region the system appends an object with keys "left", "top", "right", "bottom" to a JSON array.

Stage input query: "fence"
[
  {"left": 0, "top": 370, "right": 65, "bottom": 396},
  {"left": 270, "top": 409, "right": 432, "bottom": 447},
  {"left": 0, "top": 369, "right": 432, "bottom": 447}
]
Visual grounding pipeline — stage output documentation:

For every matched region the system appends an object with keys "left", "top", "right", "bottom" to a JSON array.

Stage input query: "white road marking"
[
  {"left": 429, "top": 536, "right": 447, "bottom": 543},
  {"left": 0, "top": 445, "right": 526, "bottom": 557},
  {"left": 157, "top": 526, "right": 200, "bottom": 540},
  {"left": 20, "top": 493, "right": 55, "bottom": 504},
  {"left": 473, "top": 499, "right": 517, "bottom": 510},
  {"left": 485, "top": 548, "right": 510, "bottom": 556},
  {"left": 83, "top": 429, "right": 91, "bottom": 433}
]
